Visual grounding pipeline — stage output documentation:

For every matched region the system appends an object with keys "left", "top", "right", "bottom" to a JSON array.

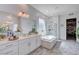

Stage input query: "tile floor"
[{"left": 29, "top": 40, "right": 79, "bottom": 55}]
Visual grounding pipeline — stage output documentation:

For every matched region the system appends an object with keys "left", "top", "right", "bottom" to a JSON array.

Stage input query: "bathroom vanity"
[{"left": 0, "top": 34, "right": 41, "bottom": 55}]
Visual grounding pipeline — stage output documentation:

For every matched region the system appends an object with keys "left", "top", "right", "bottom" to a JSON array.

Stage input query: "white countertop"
[{"left": 0, "top": 34, "right": 40, "bottom": 45}]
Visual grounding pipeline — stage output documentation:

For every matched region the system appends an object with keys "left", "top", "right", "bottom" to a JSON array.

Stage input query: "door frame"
[{"left": 66, "top": 18, "right": 77, "bottom": 40}]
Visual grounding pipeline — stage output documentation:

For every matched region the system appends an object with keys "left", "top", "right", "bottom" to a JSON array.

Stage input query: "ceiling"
[
  {"left": 31, "top": 4, "right": 79, "bottom": 16},
  {"left": 0, "top": 4, "right": 29, "bottom": 16},
  {"left": 0, "top": 4, "right": 79, "bottom": 17}
]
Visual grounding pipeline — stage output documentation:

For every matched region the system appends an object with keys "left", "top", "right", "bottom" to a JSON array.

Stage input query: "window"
[{"left": 38, "top": 18, "right": 46, "bottom": 35}]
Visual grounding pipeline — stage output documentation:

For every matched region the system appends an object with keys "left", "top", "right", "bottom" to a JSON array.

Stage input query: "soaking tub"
[{"left": 41, "top": 35, "right": 57, "bottom": 49}]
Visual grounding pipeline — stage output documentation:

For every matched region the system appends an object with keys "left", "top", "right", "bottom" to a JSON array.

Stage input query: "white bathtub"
[
  {"left": 41, "top": 35, "right": 56, "bottom": 42},
  {"left": 41, "top": 35, "right": 57, "bottom": 49}
]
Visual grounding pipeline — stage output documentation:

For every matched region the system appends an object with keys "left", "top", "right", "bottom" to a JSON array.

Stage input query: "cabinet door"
[
  {"left": 8, "top": 41, "right": 18, "bottom": 55},
  {"left": 30, "top": 37, "right": 37, "bottom": 52},
  {"left": 0, "top": 47, "right": 18, "bottom": 55},
  {"left": 36, "top": 36, "right": 41, "bottom": 48},
  {"left": 0, "top": 41, "right": 18, "bottom": 55},
  {"left": 19, "top": 39, "right": 30, "bottom": 55}
]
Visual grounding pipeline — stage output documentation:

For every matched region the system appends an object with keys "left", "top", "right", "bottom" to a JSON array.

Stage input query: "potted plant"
[
  {"left": 28, "top": 23, "right": 38, "bottom": 35},
  {"left": 28, "top": 28, "right": 38, "bottom": 35},
  {"left": 31, "top": 28, "right": 38, "bottom": 34}
]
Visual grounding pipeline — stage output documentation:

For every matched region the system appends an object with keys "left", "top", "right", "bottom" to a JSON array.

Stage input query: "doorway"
[{"left": 66, "top": 18, "right": 76, "bottom": 41}]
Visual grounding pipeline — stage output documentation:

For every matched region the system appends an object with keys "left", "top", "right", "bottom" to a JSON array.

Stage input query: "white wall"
[
  {"left": 0, "top": 11, "right": 18, "bottom": 26},
  {"left": 19, "top": 5, "right": 47, "bottom": 34},
  {"left": 0, "top": 5, "right": 46, "bottom": 35},
  {"left": 45, "top": 16, "right": 59, "bottom": 39},
  {"left": 20, "top": 17, "right": 34, "bottom": 34},
  {"left": 45, "top": 12, "right": 79, "bottom": 41},
  {"left": 0, "top": 4, "right": 20, "bottom": 15},
  {"left": 0, "top": 12, "right": 18, "bottom": 32}
]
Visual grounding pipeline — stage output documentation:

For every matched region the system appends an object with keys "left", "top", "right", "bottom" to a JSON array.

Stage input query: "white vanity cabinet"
[
  {"left": 19, "top": 35, "right": 41, "bottom": 55},
  {"left": 0, "top": 35, "right": 41, "bottom": 55},
  {"left": 19, "top": 39, "right": 30, "bottom": 55},
  {"left": 36, "top": 36, "right": 41, "bottom": 48},
  {"left": 30, "top": 35, "right": 41, "bottom": 53},
  {"left": 29, "top": 37, "right": 37, "bottom": 52},
  {"left": 0, "top": 41, "right": 18, "bottom": 55}
]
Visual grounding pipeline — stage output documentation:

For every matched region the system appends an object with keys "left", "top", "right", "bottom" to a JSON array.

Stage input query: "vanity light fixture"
[{"left": 18, "top": 11, "right": 30, "bottom": 18}]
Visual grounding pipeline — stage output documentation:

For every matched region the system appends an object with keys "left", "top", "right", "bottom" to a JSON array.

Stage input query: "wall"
[
  {"left": 19, "top": 5, "right": 47, "bottom": 34},
  {"left": 0, "top": 4, "right": 20, "bottom": 15},
  {"left": 0, "top": 11, "right": 18, "bottom": 31},
  {"left": 45, "top": 16, "right": 59, "bottom": 39},
  {"left": 0, "top": 12, "right": 18, "bottom": 23},
  {"left": 45, "top": 12, "right": 79, "bottom": 41},
  {"left": 20, "top": 17, "right": 35, "bottom": 34},
  {"left": 0, "top": 5, "right": 46, "bottom": 35}
]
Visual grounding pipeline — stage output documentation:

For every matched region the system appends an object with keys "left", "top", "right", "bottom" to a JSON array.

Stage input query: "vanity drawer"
[
  {"left": 0, "top": 44, "right": 13, "bottom": 51},
  {"left": 0, "top": 41, "right": 18, "bottom": 49},
  {"left": 0, "top": 43, "right": 18, "bottom": 55},
  {"left": 0, "top": 48, "right": 18, "bottom": 55},
  {"left": 0, "top": 41, "right": 18, "bottom": 55},
  {"left": 19, "top": 39, "right": 30, "bottom": 55}
]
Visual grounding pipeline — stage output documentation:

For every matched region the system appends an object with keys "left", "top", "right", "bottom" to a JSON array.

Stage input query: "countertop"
[{"left": 0, "top": 34, "right": 40, "bottom": 45}]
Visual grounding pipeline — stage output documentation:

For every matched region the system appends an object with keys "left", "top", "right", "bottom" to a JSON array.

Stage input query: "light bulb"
[{"left": 18, "top": 12, "right": 23, "bottom": 16}]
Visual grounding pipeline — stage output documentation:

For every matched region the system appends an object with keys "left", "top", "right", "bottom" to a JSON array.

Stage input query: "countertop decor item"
[
  {"left": 28, "top": 28, "right": 38, "bottom": 35},
  {"left": 0, "top": 34, "right": 5, "bottom": 41},
  {"left": 16, "top": 28, "right": 21, "bottom": 32}
]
